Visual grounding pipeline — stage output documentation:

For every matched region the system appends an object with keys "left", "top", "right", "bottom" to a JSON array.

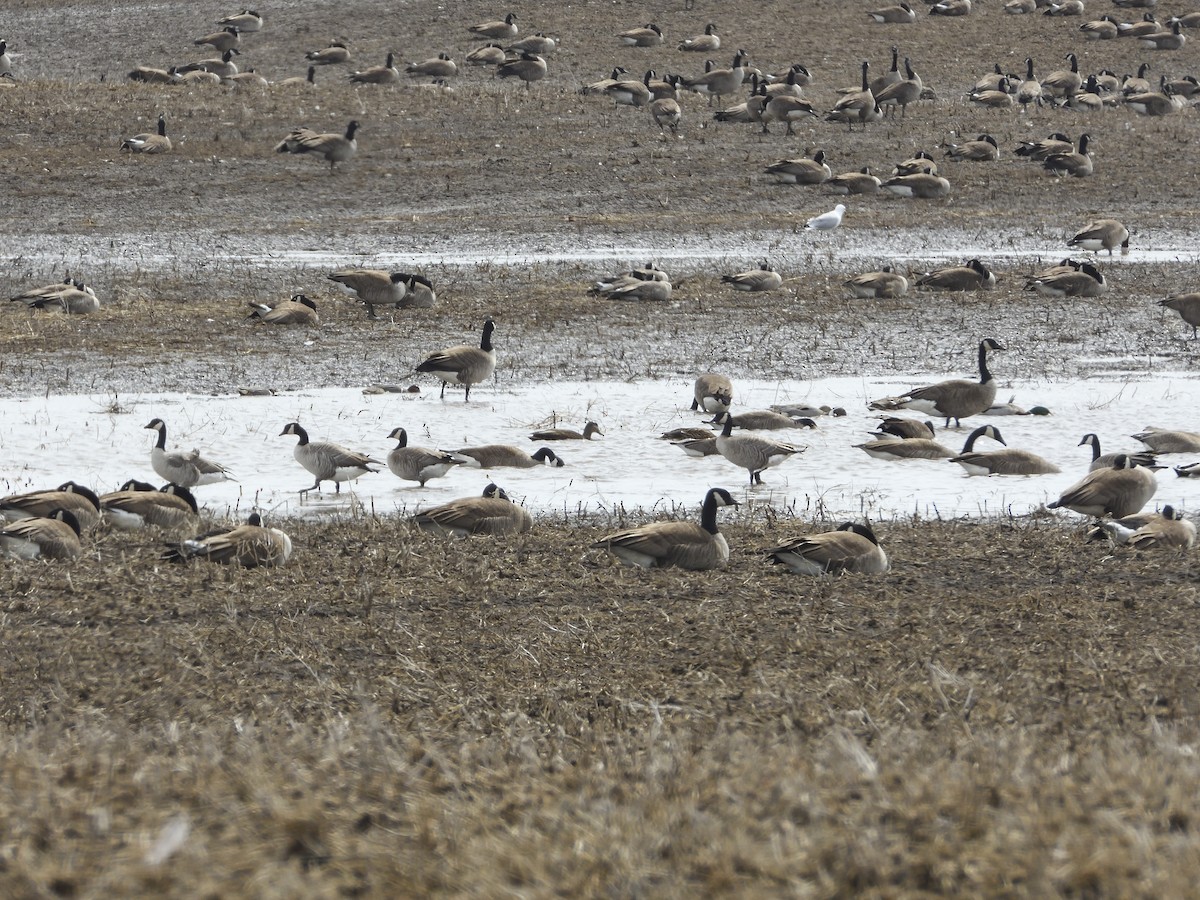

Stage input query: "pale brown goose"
[
  {"left": 1, "top": 482, "right": 101, "bottom": 530},
  {"left": 591, "top": 487, "right": 737, "bottom": 570},
  {"left": 386, "top": 427, "right": 464, "bottom": 486},
  {"left": 120, "top": 114, "right": 171, "bottom": 154},
  {"left": 1068, "top": 219, "right": 1129, "bottom": 255},
  {"left": 100, "top": 482, "right": 199, "bottom": 531},
  {"left": 856, "top": 423, "right": 1003, "bottom": 461},
  {"left": 845, "top": 267, "right": 908, "bottom": 298},
  {"left": 145, "top": 418, "right": 235, "bottom": 487},
  {"left": 715, "top": 414, "right": 806, "bottom": 484},
  {"left": 1140, "top": 21, "right": 1186, "bottom": 51},
  {"left": 1041, "top": 53, "right": 1083, "bottom": 98},
  {"left": 693, "top": 373, "right": 733, "bottom": 413},
  {"left": 871, "top": 338, "right": 1005, "bottom": 427},
  {"left": 453, "top": 446, "right": 564, "bottom": 468},
  {"left": 280, "top": 422, "right": 382, "bottom": 495},
  {"left": 767, "top": 522, "right": 889, "bottom": 575},
  {"left": 1160, "top": 293, "right": 1200, "bottom": 338},
  {"left": 530, "top": 421, "right": 602, "bottom": 441},
  {"left": 274, "top": 120, "right": 359, "bottom": 172},
  {"left": 649, "top": 96, "right": 682, "bottom": 133},
  {"left": 0, "top": 509, "right": 82, "bottom": 561},
  {"left": 721, "top": 260, "right": 783, "bottom": 291},
  {"left": 350, "top": 52, "right": 400, "bottom": 84},
  {"left": 247, "top": 294, "right": 318, "bottom": 325},
  {"left": 162, "top": 513, "right": 292, "bottom": 567},
  {"left": 1080, "top": 16, "right": 1121, "bottom": 39},
  {"left": 827, "top": 61, "right": 879, "bottom": 130},
  {"left": 1078, "top": 433, "right": 1159, "bottom": 471},
  {"left": 10, "top": 279, "right": 99, "bottom": 314},
  {"left": 467, "top": 44, "right": 508, "bottom": 67},
  {"left": 1048, "top": 455, "right": 1157, "bottom": 518},
  {"left": 1132, "top": 427, "right": 1200, "bottom": 453},
  {"left": 413, "top": 484, "right": 532, "bottom": 536},
  {"left": 416, "top": 318, "right": 497, "bottom": 401}
]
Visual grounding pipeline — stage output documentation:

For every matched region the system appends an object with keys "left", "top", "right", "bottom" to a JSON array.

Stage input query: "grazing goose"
[
  {"left": 406, "top": 53, "right": 458, "bottom": 78},
  {"left": 915, "top": 259, "right": 996, "bottom": 291},
  {"left": 195, "top": 26, "right": 240, "bottom": 53},
  {"left": 1068, "top": 219, "right": 1129, "bottom": 255},
  {"left": 711, "top": 411, "right": 814, "bottom": 431},
  {"left": 1078, "top": 433, "right": 1159, "bottom": 471},
  {"left": 721, "top": 260, "right": 783, "bottom": 291},
  {"left": 681, "top": 50, "right": 748, "bottom": 107},
  {"left": 496, "top": 51, "right": 547, "bottom": 89},
  {"left": 1024, "top": 262, "right": 1107, "bottom": 297},
  {"left": 1160, "top": 293, "right": 1200, "bottom": 338},
  {"left": 715, "top": 413, "right": 806, "bottom": 485},
  {"left": 944, "top": 134, "right": 999, "bottom": 162},
  {"left": 247, "top": 294, "right": 318, "bottom": 325},
  {"left": 845, "top": 267, "right": 908, "bottom": 298},
  {"left": 414, "top": 483, "right": 532, "bottom": 536},
  {"left": 1048, "top": 455, "right": 1157, "bottom": 518},
  {"left": 453, "top": 445, "right": 565, "bottom": 468},
  {"left": 678, "top": 23, "right": 720, "bottom": 52},
  {"left": 827, "top": 61, "right": 880, "bottom": 130},
  {"left": 868, "top": 3, "right": 917, "bottom": 23},
  {"left": 10, "top": 280, "right": 99, "bottom": 314},
  {"left": 1132, "top": 427, "right": 1200, "bottom": 454},
  {"left": 1, "top": 482, "right": 101, "bottom": 530},
  {"left": 770, "top": 404, "right": 845, "bottom": 418},
  {"left": 693, "top": 373, "right": 733, "bottom": 413},
  {"left": 280, "top": 422, "right": 381, "bottom": 495},
  {"left": 1141, "top": 21, "right": 1186, "bottom": 50},
  {"left": 949, "top": 432, "right": 1062, "bottom": 475},
  {"left": 1043, "top": 134, "right": 1093, "bottom": 177},
  {"left": 0, "top": 510, "right": 82, "bottom": 561},
  {"left": 275, "top": 120, "right": 359, "bottom": 172},
  {"left": 767, "top": 522, "right": 890, "bottom": 575},
  {"left": 649, "top": 96, "right": 682, "bottom": 133},
  {"left": 120, "top": 114, "right": 171, "bottom": 154},
  {"left": 591, "top": 487, "right": 737, "bottom": 570},
  {"left": 856, "top": 423, "right": 1003, "bottom": 461},
  {"left": 145, "top": 418, "right": 234, "bottom": 488},
  {"left": 530, "top": 421, "right": 602, "bottom": 441},
  {"left": 984, "top": 398, "right": 1051, "bottom": 416},
  {"left": 872, "top": 338, "right": 1005, "bottom": 427},
  {"left": 416, "top": 318, "right": 497, "bottom": 401},
  {"left": 1016, "top": 132, "right": 1073, "bottom": 160},
  {"left": 766, "top": 151, "right": 831, "bottom": 185},
  {"left": 619, "top": 23, "right": 665, "bottom": 47},
  {"left": 874, "top": 57, "right": 922, "bottom": 117},
  {"left": 829, "top": 167, "right": 883, "bottom": 195},
  {"left": 327, "top": 268, "right": 407, "bottom": 317},
  {"left": 217, "top": 10, "right": 263, "bottom": 32},
  {"left": 399, "top": 273, "right": 437, "bottom": 309},
  {"left": 349, "top": 52, "right": 400, "bottom": 83},
  {"left": 100, "top": 482, "right": 199, "bottom": 531},
  {"left": 306, "top": 42, "right": 351, "bottom": 65},
  {"left": 870, "top": 417, "right": 936, "bottom": 439},
  {"left": 163, "top": 513, "right": 293, "bottom": 567},
  {"left": 469, "top": 13, "right": 518, "bottom": 40},
  {"left": 1080, "top": 15, "right": 1121, "bottom": 39},
  {"left": 882, "top": 173, "right": 951, "bottom": 199},
  {"left": 386, "top": 427, "right": 463, "bottom": 486},
  {"left": 760, "top": 94, "right": 818, "bottom": 134},
  {"left": 467, "top": 44, "right": 508, "bottom": 67},
  {"left": 1041, "top": 53, "right": 1083, "bottom": 99},
  {"left": 806, "top": 204, "right": 846, "bottom": 231},
  {"left": 1099, "top": 506, "right": 1196, "bottom": 549}
]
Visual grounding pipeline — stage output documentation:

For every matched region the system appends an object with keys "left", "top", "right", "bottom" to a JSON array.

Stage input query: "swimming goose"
[
  {"left": 467, "top": 44, "right": 508, "bottom": 67},
  {"left": 1041, "top": 53, "right": 1083, "bottom": 98},
  {"left": 453, "top": 445, "right": 565, "bottom": 468},
  {"left": 306, "top": 42, "right": 350, "bottom": 65},
  {"left": 280, "top": 422, "right": 382, "bottom": 495},
  {"left": 678, "top": 23, "right": 720, "bottom": 52},
  {"left": 868, "top": 4, "right": 917, "bottom": 23},
  {"left": 413, "top": 484, "right": 533, "bottom": 537},
  {"left": 856, "top": 423, "right": 1003, "bottom": 461},
  {"left": 721, "top": 260, "right": 783, "bottom": 291},
  {"left": 469, "top": 13, "right": 518, "bottom": 40},
  {"left": 496, "top": 51, "right": 547, "bottom": 89},
  {"left": 949, "top": 433, "right": 1061, "bottom": 475},
  {"left": 944, "top": 134, "right": 999, "bottom": 161},
  {"left": 1160, "top": 293, "right": 1200, "bottom": 338},
  {"left": 406, "top": 53, "right": 458, "bottom": 78},
  {"left": 100, "top": 482, "right": 199, "bottom": 531},
  {"left": 765, "top": 150, "right": 831, "bottom": 185},
  {"left": 1141, "top": 21, "right": 1186, "bottom": 50},
  {"left": 827, "top": 62, "right": 879, "bottom": 130},
  {"left": 247, "top": 294, "right": 318, "bottom": 325},
  {"left": 591, "top": 487, "right": 737, "bottom": 570},
  {"left": 915, "top": 259, "right": 996, "bottom": 291},
  {"left": 1025, "top": 262, "right": 1107, "bottom": 297},
  {"left": 120, "top": 114, "right": 171, "bottom": 154},
  {"left": 275, "top": 120, "right": 359, "bottom": 172},
  {"left": 1132, "top": 427, "right": 1200, "bottom": 454},
  {"left": 829, "top": 167, "right": 883, "bottom": 195},
  {"left": 163, "top": 513, "right": 293, "bottom": 567},
  {"left": 873, "top": 338, "right": 1005, "bottom": 427},
  {"left": 327, "top": 268, "right": 406, "bottom": 317},
  {"left": 1043, "top": 134, "right": 1093, "bottom": 177},
  {"left": 711, "top": 411, "right": 814, "bottom": 431},
  {"left": 386, "top": 427, "right": 463, "bottom": 486},
  {"left": 195, "top": 26, "right": 240, "bottom": 53},
  {"left": 144, "top": 418, "right": 234, "bottom": 488},
  {"left": 10, "top": 280, "right": 99, "bottom": 314},
  {"left": 1048, "top": 455, "right": 1157, "bottom": 518},
  {"left": 693, "top": 373, "right": 733, "bottom": 413},
  {"left": 1077, "top": 433, "right": 1158, "bottom": 471},
  {"left": 846, "top": 268, "right": 910, "bottom": 299},
  {"left": 1068, "top": 219, "right": 1129, "bottom": 255},
  {"left": 1, "top": 482, "right": 101, "bottom": 530},
  {"left": 767, "top": 522, "right": 890, "bottom": 575},
  {"left": 681, "top": 50, "right": 748, "bottom": 107},
  {"left": 1099, "top": 506, "right": 1196, "bottom": 549},
  {"left": 715, "top": 413, "right": 806, "bottom": 484},
  {"left": 349, "top": 52, "right": 400, "bottom": 83},
  {"left": 874, "top": 56, "right": 922, "bottom": 117},
  {"left": 415, "top": 318, "right": 497, "bottom": 400},
  {"left": 870, "top": 417, "right": 936, "bottom": 439},
  {"left": 883, "top": 174, "right": 951, "bottom": 198},
  {"left": 530, "top": 421, "right": 602, "bottom": 441},
  {"left": 217, "top": 10, "right": 262, "bottom": 32},
  {"left": 1016, "top": 133, "right": 1073, "bottom": 160},
  {"left": 649, "top": 96, "right": 682, "bottom": 132},
  {"left": 1080, "top": 15, "right": 1121, "bottom": 38},
  {"left": 619, "top": 23, "right": 664, "bottom": 47},
  {"left": 673, "top": 437, "right": 720, "bottom": 457},
  {"left": 0, "top": 509, "right": 82, "bottom": 561}
]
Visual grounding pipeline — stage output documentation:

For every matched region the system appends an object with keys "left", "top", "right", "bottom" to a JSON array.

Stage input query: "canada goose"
[
  {"left": 163, "top": 513, "right": 293, "bottom": 567},
  {"left": 530, "top": 421, "right": 603, "bottom": 441},
  {"left": 0, "top": 509, "right": 82, "bottom": 561},
  {"left": 985, "top": 398, "right": 1051, "bottom": 416},
  {"left": 120, "top": 114, "right": 171, "bottom": 154},
  {"left": 1062, "top": 77, "right": 1106, "bottom": 112},
  {"left": 871, "top": 47, "right": 902, "bottom": 95},
  {"left": 386, "top": 427, "right": 464, "bottom": 486},
  {"left": 0, "top": 40, "right": 10, "bottom": 77},
  {"left": 605, "top": 70, "right": 653, "bottom": 107},
  {"left": 673, "top": 437, "right": 720, "bottom": 457},
  {"left": 845, "top": 268, "right": 909, "bottom": 298},
  {"left": 973, "top": 63, "right": 1012, "bottom": 93},
  {"left": 874, "top": 338, "right": 1005, "bottom": 427},
  {"left": 601, "top": 278, "right": 673, "bottom": 301},
  {"left": 1048, "top": 455, "right": 1158, "bottom": 518},
  {"left": 868, "top": 3, "right": 917, "bottom": 23},
  {"left": 829, "top": 167, "right": 883, "bottom": 195},
  {"left": 327, "top": 268, "right": 406, "bottom": 317},
  {"left": 582, "top": 66, "right": 628, "bottom": 94},
  {"left": 1078, "top": 433, "right": 1159, "bottom": 471},
  {"left": 496, "top": 51, "right": 547, "bottom": 89},
  {"left": 1122, "top": 62, "right": 1153, "bottom": 94},
  {"left": 679, "top": 23, "right": 720, "bottom": 52},
  {"left": 915, "top": 259, "right": 996, "bottom": 292},
  {"left": 1164, "top": 75, "right": 1200, "bottom": 98},
  {"left": 759, "top": 93, "right": 817, "bottom": 135},
  {"left": 1068, "top": 219, "right": 1129, "bottom": 256},
  {"left": 306, "top": 42, "right": 350, "bottom": 65},
  {"left": 1132, "top": 427, "right": 1200, "bottom": 454},
  {"left": 1160, "top": 293, "right": 1200, "bottom": 338},
  {"left": 399, "top": 273, "right": 437, "bottom": 309},
  {"left": 416, "top": 318, "right": 497, "bottom": 400},
  {"left": 280, "top": 422, "right": 382, "bottom": 495},
  {"left": 806, "top": 204, "right": 846, "bottom": 231},
  {"left": 406, "top": 53, "right": 457, "bottom": 78},
  {"left": 871, "top": 417, "right": 936, "bottom": 439},
  {"left": 929, "top": 0, "right": 971, "bottom": 15},
  {"left": 467, "top": 44, "right": 508, "bottom": 67},
  {"left": 883, "top": 174, "right": 952, "bottom": 199},
  {"left": 349, "top": 52, "right": 400, "bottom": 83},
  {"left": 715, "top": 413, "right": 806, "bottom": 484},
  {"left": 225, "top": 68, "right": 268, "bottom": 89},
  {"left": 1016, "top": 57, "right": 1042, "bottom": 108},
  {"left": 506, "top": 33, "right": 556, "bottom": 55},
  {"left": 827, "top": 61, "right": 879, "bottom": 130},
  {"left": 175, "top": 68, "right": 222, "bottom": 85},
  {"left": 100, "top": 482, "right": 199, "bottom": 531},
  {"left": 1043, "top": 133, "right": 1093, "bottom": 177},
  {"left": 1005, "top": 0, "right": 1037, "bottom": 12},
  {"left": 413, "top": 484, "right": 533, "bottom": 537},
  {"left": 1024, "top": 261, "right": 1107, "bottom": 296},
  {"left": 944, "top": 134, "right": 999, "bottom": 162},
  {"left": 711, "top": 411, "right": 814, "bottom": 431},
  {"left": 10, "top": 280, "right": 99, "bottom": 314},
  {"left": 1175, "top": 462, "right": 1200, "bottom": 478},
  {"left": 1086, "top": 506, "right": 1169, "bottom": 541},
  {"left": 649, "top": 96, "right": 682, "bottom": 132},
  {"left": 1124, "top": 81, "right": 1185, "bottom": 115},
  {"left": 1099, "top": 506, "right": 1196, "bottom": 549},
  {"left": 1080, "top": 15, "right": 1121, "bottom": 38},
  {"left": 217, "top": 9, "right": 262, "bottom": 32},
  {"left": 713, "top": 90, "right": 768, "bottom": 124},
  {"left": 875, "top": 57, "right": 922, "bottom": 117},
  {"left": 247, "top": 294, "right": 318, "bottom": 325},
  {"left": 178, "top": 49, "right": 240, "bottom": 79},
  {"left": 662, "top": 427, "right": 716, "bottom": 441},
  {"left": 768, "top": 522, "right": 890, "bottom": 575},
  {"left": 892, "top": 151, "right": 937, "bottom": 177},
  {"left": 1016, "top": 132, "right": 1074, "bottom": 160},
  {"left": 766, "top": 63, "right": 813, "bottom": 88},
  {"left": 590, "top": 263, "right": 669, "bottom": 294},
  {"left": 1044, "top": 0, "right": 1085, "bottom": 15},
  {"left": 693, "top": 373, "right": 733, "bottom": 413},
  {"left": 857, "top": 423, "right": 1002, "bottom": 461},
  {"left": 619, "top": 23, "right": 664, "bottom": 47},
  {"left": 721, "top": 260, "right": 783, "bottom": 292},
  {"left": 128, "top": 65, "right": 176, "bottom": 84},
  {"left": 145, "top": 418, "right": 234, "bottom": 488},
  {"left": 469, "top": 12, "right": 518, "bottom": 40},
  {"left": 949, "top": 435, "right": 1061, "bottom": 475},
  {"left": 681, "top": 50, "right": 748, "bottom": 107},
  {"left": 1042, "top": 54, "right": 1083, "bottom": 98},
  {"left": 453, "top": 445, "right": 565, "bottom": 469},
  {"left": 770, "top": 404, "right": 846, "bottom": 418},
  {"left": 765, "top": 151, "right": 832, "bottom": 185},
  {"left": 1, "top": 482, "right": 101, "bottom": 530},
  {"left": 195, "top": 26, "right": 240, "bottom": 53},
  {"left": 275, "top": 120, "right": 359, "bottom": 172},
  {"left": 591, "top": 487, "right": 738, "bottom": 570},
  {"left": 1141, "top": 21, "right": 1186, "bottom": 50}
]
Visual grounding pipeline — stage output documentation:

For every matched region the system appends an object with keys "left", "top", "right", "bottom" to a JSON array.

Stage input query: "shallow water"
[{"left": 2, "top": 376, "right": 1197, "bottom": 524}]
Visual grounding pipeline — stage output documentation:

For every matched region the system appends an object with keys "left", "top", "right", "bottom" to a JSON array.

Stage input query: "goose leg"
[{"left": 439, "top": 381, "right": 447, "bottom": 399}]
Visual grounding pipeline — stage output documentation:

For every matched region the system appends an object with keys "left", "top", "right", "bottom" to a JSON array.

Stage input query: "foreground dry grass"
[{"left": 3, "top": 515, "right": 1200, "bottom": 895}]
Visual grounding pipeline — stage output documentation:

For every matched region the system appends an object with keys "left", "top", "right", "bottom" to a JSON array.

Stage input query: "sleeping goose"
[
  {"left": 162, "top": 512, "right": 292, "bottom": 567},
  {"left": 845, "top": 267, "right": 908, "bottom": 298},
  {"left": 767, "top": 522, "right": 889, "bottom": 575},
  {"left": 591, "top": 487, "right": 737, "bottom": 570},
  {"left": 247, "top": 294, "right": 318, "bottom": 325},
  {"left": 469, "top": 13, "right": 518, "bottom": 40},
  {"left": 280, "top": 422, "right": 381, "bottom": 495},
  {"left": 721, "top": 260, "right": 783, "bottom": 291},
  {"left": 100, "top": 482, "right": 200, "bottom": 531},
  {"left": 145, "top": 418, "right": 234, "bottom": 487},
  {"left": 413, "top": 483, "right": 532, "bottom": 536},
  {"left": 915, "top": 259, "right": 996, "bottom": 291},
  {"left": 1, "top": 482, "right": 101, "bottom": 530},
  {"left": 0, "top": 509, "right": 82, "bottom": 561}
]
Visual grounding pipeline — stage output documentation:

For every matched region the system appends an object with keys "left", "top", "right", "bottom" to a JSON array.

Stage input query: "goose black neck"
[
  {"left": 963, "top": 427, "right": 991, "bottom": 452},
  {"left": 158, "top": 116, "right": 167, "bottom": 136},
  {"left": 1086, "top": 435, "right": 1101, "bottom": 461},
  {"left": 720, "top": 415, "right": 735, "bottom": 437},
  {"left": 395, "top": 428, "right": 408, "bottom": 448},
  {"left": 480, "top": 319, "right": 495, "bottom": 350},
  {"left": 861, "top": 62, "right": 869, "bottom": 91},
  {"left": 293, "top": 424, "right": 309, "bottom": 445},
  {"left": 700, "top": 491, "right": 720, "bottom": 535},
  {"left": 153, "top": 424, "right": 167, "bottom": 449},
  {"left": 978, "top": 341, "right": 993, "bottom": 384}
]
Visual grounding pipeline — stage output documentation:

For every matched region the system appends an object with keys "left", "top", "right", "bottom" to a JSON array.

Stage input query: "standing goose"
[
  {"left": 715, "top": 414, "right": 807, "bottom": 484},
  {"left": 874, "top": 57, "right": 922, "bottom": 117},
  {"left": 327, "top": 268, "right": 407, "bottom": 317},
  {"left": 649, "top": 96, "right": 682, "bottom": 133},
  {"left": 163, "top": 513, "right": 293, "bottom": 567},
  {"left": 856, "top": 423, "right": 1003, "bottom": 461},
  {"left": 453, "top": 445, "right": 565, "bottom": 469},
  {"left": 591, "top": 487, "right": 738, "bottom": 570},
  {"left": 195, "top": 26, "right": 240, "bottom": 53},
  {"left": 721, "top": 260, "right": 783, "bottom": 292},
  {"left": 1048, "top": 455, "right": 1157, "bottom": 518},
  {"left": 0, "top": 509, "right": 82, "bottom": 561},
  {"left": 678, "top": 24, "right": 720, "bottom": 52},
  {"left": 870, "top": 46, "right": 902, "bottom": 95},
  {"left": 874, "top": 338, "right": 1005, "bottom": 427},
  {"left": 1016, "top": 57, "right": 1042, "bottom": 108},
  {"left": 765, "top": 150, "right": 831, "bottom": 185},
  {"left": 1132, "top": 427, "right": 1200, "bottom": 454},
  {"left": 827, "top": 61, "right": 880, "bottom": 130},
  {"left": 949, "top": 430, "right": 1061, "bottom": 475},
  {"left": 120, "top": 114, "right": 171, "bottom": 154},
  {"left": 846, "top": 268, "right": 908, "bottom": 298},
  {"left": 349, "top": 52, "right": 400, "bottom": 83},
  {"left": 217, "top": 10, "right": 263, "bottom": 32},
  {"left": 274, "top": 120, "right": 359, "bottom": 172},
  {"left": 1160, "top": 293, "right": 1200, "bottom": 338},
  {"left": 306, "top": 42, "right": 350, "bottom": 65},
  {"left": 1100, "top": 506, "right": 1196, "bottom": 549},
  {"left": 145, "top": 418, "right": 234, "bottom": 487},
  {"left": 247, "top": 294, "right": 318, "bottom": 325},
  {"left": 1078, "top": 433, "right": 1159, "bottom": 471},
  {"left": 1068, "top": 219, "right": 1129, "bottom": 255},
  {"left": 416, "top": 318, "right": 497, "bottom": 401},
  {"left": 100, "top": 482, "right": 199, "bottom": 531},
  {"left": 681, "top": 50, "right": 748, "bottom": 107},
  {"left": 496, "top": 51, "right": 547, "bottom": 89},
  {"left": 413, "top": 483, "right": 532, "bottom": 536},
  {"left": 530, "top": 421, "right": 602, "bottom": 441},
  {"left": 469, "top": 13, "right": 518, "bottom": 40},
  {"left": 386, "top": 427, "right": 464, "bottom": 486},
  {"left": 280, "top": 422, "right": 382, "bottom": 495},
  {"left": 693, "top": 373, "right": 733, "bottom": 413},
  {"left": 760, "top": 93, "right": 818, "bottom": 135},
  {"left": 915, "top": 259, "right": 996, "bottom": 291},
  {"left": 1, "top": 482, "right": 101, "bottom": 531},
  {"left": 1043, "top": 134, "right": 1093, "bottom": 177},
  {"left": 768, "top": 522, "right": 890, "bottom": 575}
]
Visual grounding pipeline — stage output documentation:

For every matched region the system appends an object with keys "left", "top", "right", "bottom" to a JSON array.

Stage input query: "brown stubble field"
[{"left": 3, "top": 0, "right": 1200, "bottom": 895}]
